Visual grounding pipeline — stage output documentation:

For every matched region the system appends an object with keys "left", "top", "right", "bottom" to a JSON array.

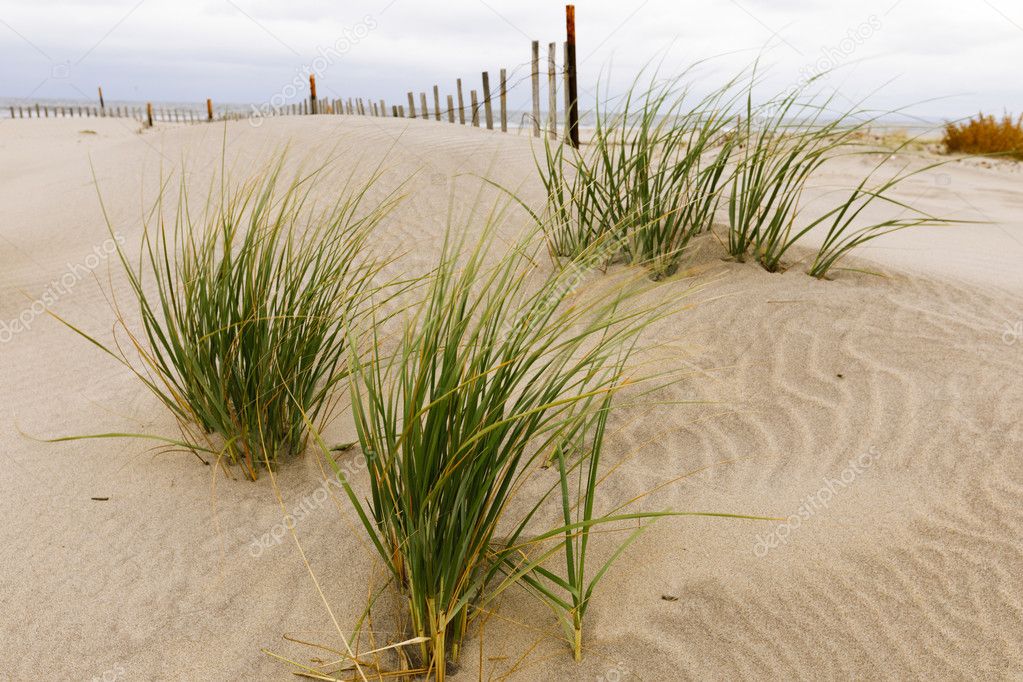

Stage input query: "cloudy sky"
[{"left": 0, "top": 0, "right": 1021, "bottom": 120}]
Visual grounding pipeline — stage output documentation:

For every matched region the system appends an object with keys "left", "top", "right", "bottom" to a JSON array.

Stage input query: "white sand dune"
[{"left": 1, "top": 117, "right": 1021, "bottom": 680}]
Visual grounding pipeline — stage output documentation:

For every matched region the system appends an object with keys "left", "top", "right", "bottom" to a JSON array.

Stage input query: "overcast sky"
[{"left": 1, "top": 0, "right": 1021, "bottom": 120}]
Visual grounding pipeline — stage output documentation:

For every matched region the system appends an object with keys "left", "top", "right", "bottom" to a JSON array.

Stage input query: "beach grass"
[
  {"left": 62, "top": 153, "right": 400, "bottom": 479},
  {"left": 535, "top": 67, "right": 741, "bottom": 279},
  {"left": 331, "top": 200, "right": 672, "bottom": 678}
]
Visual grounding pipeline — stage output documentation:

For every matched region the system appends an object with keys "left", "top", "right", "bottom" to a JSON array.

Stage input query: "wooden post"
[
  {"left": 531, "top": 41, "right": 541, "bottom": 137},
  {"left": 146, "top": 102, "right": 153, "bottom": 127},
  {"left": 407, "top": 92, "right": 416, "bottom": 118},
  {"left": 8, "top": 106, "right": 13, "bottom": 119},
  {"left": 433, "top": 85, "right": 441, "bottom": 121},
  {"left": 447, "top": 95, "right": 455, "bottom": 123},
  {"left": 420, "top": 92, "right": 428, "bottom": 120},
  {"left": 206, "top": 98, "right": 213, "bottom": 121},
  {"left": 456, "top": 78, "right": 465, "bottom": 124},
  {"left": 392, "top": 105, "right": 398, "bottom": 117},
  {"left": 565, "top": 5, "right": 580, "bottom": 147},
  {"left": 98, "top": 86, "right": 105, "bottom": 112},
  {"left": 482, "top": 71, "right": 494, "bottom": 130},
  {"left": 563, "top": 42, "right": 571, "bottom": 139},
  {"left": 548, "top": 43, "right": 558, "bottom": 139},
  {"left": 399, "top": 104, "right": 405, "bottom": 118},
  {"left": 380, "top": 99, "right": 387, "bottom": 117},
  {"left": 470, "top": 90, "right": 480, "bottom": 127},
  {"left": 500, "top": 68, "right": 508, "bottom": 133},
  {"left": 309, "top": 74, "right": 318, "bottom": 114}
]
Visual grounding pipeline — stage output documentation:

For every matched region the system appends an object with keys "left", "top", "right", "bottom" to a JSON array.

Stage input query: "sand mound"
[{"left": 1, "top": 117, "right": 1021, "bottom": 680}]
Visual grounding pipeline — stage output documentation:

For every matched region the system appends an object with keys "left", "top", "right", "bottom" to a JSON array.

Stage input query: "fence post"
[
  {"left": 447, "top": 95, "right": 455, "bottom": 123},
  {"left": 206, "top": 98, "right": 213, "bottom": 121},
  {"left": 420, "top": 92, "right": 429, "bottom": 120},
  {"left": 309, "top": 75, "right": 318, "bottom": 114},
  {"left": 563, "top": 43, "right": 571, "bottom": 138},
  {"left": 482, "top": 71, "right": 494, "bottom": 130},
  {"left": 433, "top": 85, "right": 441, "bottom": 121},
  {"left": 146, "top": 102, "right": 153, "bottom": 127},
  {"left": 548, "top": 43, "right": 558, "bottom": 139},
  {"left": 470, "top": 90, "right": 480, "bottom": 127},
  {"left": 500, "top": 68, "right": 508, "bottom": 133},
  {"left": 565, "top": 5, "right": 580, "bottom": 147},
  {"left": 531, "top": 40, "right": 541, "bottom": 137},
  {"left": 407, "top": 92, "right": 416, "bottom": 118},
  {"left": 456, "top": 78, "right": 466, "bottom": 124},
  {"left": 98, "top": 86, "right": 105, "bottom": 113},
  {"left": 380, "top": 99, "right": 387, "bottom": 117}
]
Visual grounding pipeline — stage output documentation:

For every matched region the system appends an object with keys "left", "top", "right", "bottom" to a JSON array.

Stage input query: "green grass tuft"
[{"left": 62, "top": 153, "right": 400, "bottom": 479}]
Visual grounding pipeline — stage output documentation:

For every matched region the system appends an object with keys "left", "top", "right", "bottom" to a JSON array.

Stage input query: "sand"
[{"left": 1, "top": 116, "right": 1021, "bottom": 680}]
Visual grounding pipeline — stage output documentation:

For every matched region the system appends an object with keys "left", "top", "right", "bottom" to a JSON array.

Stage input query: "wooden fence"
[{"left": 6, "top": 5, "right": 581, "bottom": 146}]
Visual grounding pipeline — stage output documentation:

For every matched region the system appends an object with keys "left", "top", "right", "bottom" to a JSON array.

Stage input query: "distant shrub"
[{"left": 943, "top": 113, "right": 1023, "bottom": 159}]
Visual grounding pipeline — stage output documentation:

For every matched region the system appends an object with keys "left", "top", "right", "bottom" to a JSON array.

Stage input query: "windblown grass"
[
  {"left": 338, "top": 212, "right": 655, "bottom": 678},
  {"left": 62, "top": 154, "right": 400, "bottom": 480},
  {"left": 943, "top": 112, "right": 1023, "bottom": 159},
  {"left": 313, "top": 200, "right": 766, "bottom": 679},
  {"left": 726, "top": 77, "right": 878, "bottom": 271},
  {"left": 807, "top": 144, "right": 963, "bottom": 278},
  {"left": 535, "top": 67, "right": 742, "bottom": 278}
]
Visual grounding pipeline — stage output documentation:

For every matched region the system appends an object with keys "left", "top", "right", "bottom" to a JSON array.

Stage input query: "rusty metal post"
[
  {"left": 206, "top": 98, "right": 213, "bottom": 121},
  {"left": 309, "top": 74, "right": 318, "bottom": 114},
  {"left": 565, "top": 5, "right": 580, "bottom": 147}
]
